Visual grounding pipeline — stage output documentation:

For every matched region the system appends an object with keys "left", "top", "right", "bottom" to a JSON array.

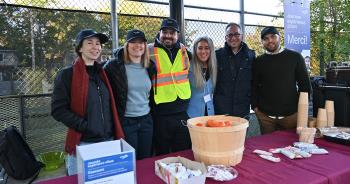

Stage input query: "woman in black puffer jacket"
[{"left": 104, "top": 29, "right": 156, "bottom": 159}]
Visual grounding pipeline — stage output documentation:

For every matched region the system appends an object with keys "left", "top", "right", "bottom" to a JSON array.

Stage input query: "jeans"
[{"left": 122, "top": 113, "right": 153, "bottom": 160}]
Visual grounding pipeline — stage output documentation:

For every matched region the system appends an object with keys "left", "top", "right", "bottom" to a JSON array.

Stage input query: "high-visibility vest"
[{"left": 149, "top": 44, "right": 191, "bottom": 104}]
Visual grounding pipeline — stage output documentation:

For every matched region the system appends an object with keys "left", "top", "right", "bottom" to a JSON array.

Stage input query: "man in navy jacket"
[{"left": 214, "top": 22, "right": 255, "bottom": 118}]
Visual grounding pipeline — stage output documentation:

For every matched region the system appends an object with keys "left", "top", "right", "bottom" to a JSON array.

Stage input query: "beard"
[
  {"left": 264, "top": 43, "right": 280, "bottom": 53},
  {"left": 162, "top": 40, "right": 175, "bottom": 49},
  {"left": 164, "top": 43, "right": 174, "bottom": 49}
]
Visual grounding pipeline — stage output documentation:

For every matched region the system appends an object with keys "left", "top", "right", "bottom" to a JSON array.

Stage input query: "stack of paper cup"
[
  {"left": 297, "top": 92, "right": 308, "bottom": 132},
  {"left": 308, "top": 117, "right": 317, "bottom": 128},
  {"left": 299, "top": 127, "right": 317, "bottom": 143},
  {"left": 316, "top": 108, "right": 327, "bottom": 128},
  {"left": 325, "top": 100, "right": 335, "bottom": 127}
]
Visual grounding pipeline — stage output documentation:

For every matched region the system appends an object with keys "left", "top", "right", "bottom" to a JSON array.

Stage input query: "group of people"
[{"left": 51, "top": 18, "right": 311, "bottom": 175}]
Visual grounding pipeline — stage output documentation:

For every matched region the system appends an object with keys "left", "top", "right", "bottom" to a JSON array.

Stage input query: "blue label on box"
[{"left": 84, "top": 152, "right": 134, "bottom": 182}]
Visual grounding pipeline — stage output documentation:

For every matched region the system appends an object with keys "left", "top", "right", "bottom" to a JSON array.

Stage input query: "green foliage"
[
  {"left": 0, "top": 0, "right": 168, "bottom": 94},
  {"left": 118, "top": 15, "right": 162, "bottom": 46},
  {"left": 310, "top": 0, "right": 350, "bottom": 75},
  {"left": 0, "top": 0, "right": 168, "bottom": 68},
  {"left": 0, "top": 5, "right": 111, "bottom": 67},
  {"left": 7, "top": 0, "right": 350, "bottom": 79},
  {"left": 0, "top": 6, "right": 32, "bottom": 64},
  {"left": 15, "top": 67, "right": 57, "bottom": 94}
]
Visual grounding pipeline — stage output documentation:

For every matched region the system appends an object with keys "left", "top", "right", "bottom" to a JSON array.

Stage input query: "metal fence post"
[
  {"left": 18, "top": 95, "right": 26, "bottom": 138},
  {"left": 240, "top": 0, "right": 245, "bottom": 40},
  {"left": 110, "top": 0, "right": 118, "bottom": 53},
  {"left": 169, "top": 0, "right": 185, "bottom": 44}
]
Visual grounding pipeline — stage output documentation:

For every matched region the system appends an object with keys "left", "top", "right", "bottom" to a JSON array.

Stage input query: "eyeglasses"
[{"left": 225, "top": 33, "right": 242, "bottom": 39}]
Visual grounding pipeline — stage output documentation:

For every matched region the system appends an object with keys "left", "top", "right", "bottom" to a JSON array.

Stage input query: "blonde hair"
[
  {"left": 123, "top": 41, "right": 150, "bottom": 68},
  {"left": 191, "top": 36, "right": 217, "bottom": 89}
]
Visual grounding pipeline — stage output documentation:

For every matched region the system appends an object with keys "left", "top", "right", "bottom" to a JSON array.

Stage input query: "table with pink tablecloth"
[{"left": 37, "top": 130, "right": 350, "bottom": 184}]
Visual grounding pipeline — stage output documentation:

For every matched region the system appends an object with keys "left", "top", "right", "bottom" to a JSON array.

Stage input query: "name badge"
[{"left": 204, "top": 94, "right": 211, "bottom": 103}]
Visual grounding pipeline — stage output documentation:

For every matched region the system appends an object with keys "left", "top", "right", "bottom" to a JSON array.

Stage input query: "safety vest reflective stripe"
[
  {"left": 152, "top": 73, "right": 189, "bottom": 85},
  {"left": 154, "top": 47, "right": 161, "bottom": 73},
  {"left": 153, "top": 78, "right": 189, "bottom": 87},
  {"left": 155, "top": 70, "right": 188, "bottom": 78},
  {"left": 148, "top": 44, "right": 161, "bottom": 73}
]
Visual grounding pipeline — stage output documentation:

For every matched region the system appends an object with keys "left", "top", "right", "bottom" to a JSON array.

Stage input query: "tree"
[
  {"left": 310, "top": 0, "right": 350, "bottom": 75},
  {"left": 0, "top": 6, "right": 32, "bottom": 65},
  {"left": 0, "top": 0, "right": 168, "bottom": 66},
  {"left": 0, "top": 5, "right": 111, "bottom": 67},
  {"left": 117, "top": 0, "right": 167, "bottom": 46},
  {"left": 0, "top": 1, "right": 111, "bottom": 94}
]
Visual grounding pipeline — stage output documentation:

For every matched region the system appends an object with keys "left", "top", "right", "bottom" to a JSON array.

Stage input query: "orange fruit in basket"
[
  {"left": 224, "top": 121, "right": 233, "bottom": 126},
  {"left": 217, "top": 121, "right": 226, "bottom": 127},
  {"left": 196, "top": 123, "right": 205, "bottom": 127},
  {"left": 207, "top": 119, "right": 218, "bottom": 127},
  {"left": 207, "top": 119, "right": 226, "bottom": 127},
  {"left": 207, "top": 119, "right": 215, "bottom": 124}
]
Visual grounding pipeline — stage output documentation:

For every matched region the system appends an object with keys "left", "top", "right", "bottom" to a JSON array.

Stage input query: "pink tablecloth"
[{"left": 38, "top": 131, "right": 350, "bottom": 184}]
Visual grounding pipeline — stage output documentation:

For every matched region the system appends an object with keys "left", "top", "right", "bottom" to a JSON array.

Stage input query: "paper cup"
[
  {"left": 297, "top": 92, "right": 308, "bottom": 130},
  {"left": 308, "top": 117, "right": 317, "bottom": 128},
  {"left": 299, "top": 127, "right": 316, "bottom": 143},
  {"left": 298, "top": 92, "right": 308, "bottom": 104},
  {"left": 316, "top": 108, "right": 327, "bottom": 128},
  {"left": 325, "top": 100, "right": 335, "bottom": 127}
]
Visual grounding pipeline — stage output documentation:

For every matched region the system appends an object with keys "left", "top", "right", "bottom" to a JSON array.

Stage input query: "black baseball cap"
[
  {"left": 260, "top": 26, "right": 280, "bottom": 39},
  {"left": 126, "top": 29, "right": 147, "bottom": 42},
  {"left": 75, "top": 29, "right": 108, "bottom": 45},
  {"left": 160, "top": 18, "right": 179, "bottom": 32}
]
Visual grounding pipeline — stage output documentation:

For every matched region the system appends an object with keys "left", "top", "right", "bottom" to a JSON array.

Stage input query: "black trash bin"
[
  {"left": 326, "top": 67, "right": 350, "bottom": 86},
  {"left": 312, "top": 85, "right": 350, "bottom": 127},
  {"left": 311, "top": 76, "right": 326, "bottom": 117}
]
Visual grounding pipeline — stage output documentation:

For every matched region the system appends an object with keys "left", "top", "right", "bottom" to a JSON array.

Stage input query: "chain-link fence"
[
  {"left": 1, "top": 0, "right": 114, "bottom": 96},
  {"left": 0, "top": 0, "right": 281, "bottom": 156},
  {"left": 1, "top": 0, "right": 283, "bottom": 96},
  {"left": 0, "top": 94, "right": 66, "bottom": 156}
]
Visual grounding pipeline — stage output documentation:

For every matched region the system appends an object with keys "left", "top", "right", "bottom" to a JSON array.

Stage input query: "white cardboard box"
[
  {"left": 155, "top": 157, "right": 207, "bottom": 184},
  {"left": 77, "top": 139, "right": 135, "bottom": 184}
]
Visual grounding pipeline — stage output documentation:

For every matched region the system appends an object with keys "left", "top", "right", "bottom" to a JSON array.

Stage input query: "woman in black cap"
[
  {"left": 51, "top": 29, "right": 124, "bottom": 175},
  {"left": 104, "top": 29, "right": 156, "bottom": 160}
]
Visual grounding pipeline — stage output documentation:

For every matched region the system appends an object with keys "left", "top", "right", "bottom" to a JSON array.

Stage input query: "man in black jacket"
[
  {"left": 251, "top": 26, "right": 311, "bottom": 134},
  {"left": 214, "top": 23, "right": 256, "bottom": 118}
]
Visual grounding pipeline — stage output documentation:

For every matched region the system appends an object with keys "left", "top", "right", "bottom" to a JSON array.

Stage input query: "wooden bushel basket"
[{"left": 187, "top": 115, "right": 249, "bottom": 166}]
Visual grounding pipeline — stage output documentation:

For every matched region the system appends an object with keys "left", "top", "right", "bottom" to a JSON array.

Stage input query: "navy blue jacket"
[{"left": 214, "top": 42, "right": 255, "bottom": 117}]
